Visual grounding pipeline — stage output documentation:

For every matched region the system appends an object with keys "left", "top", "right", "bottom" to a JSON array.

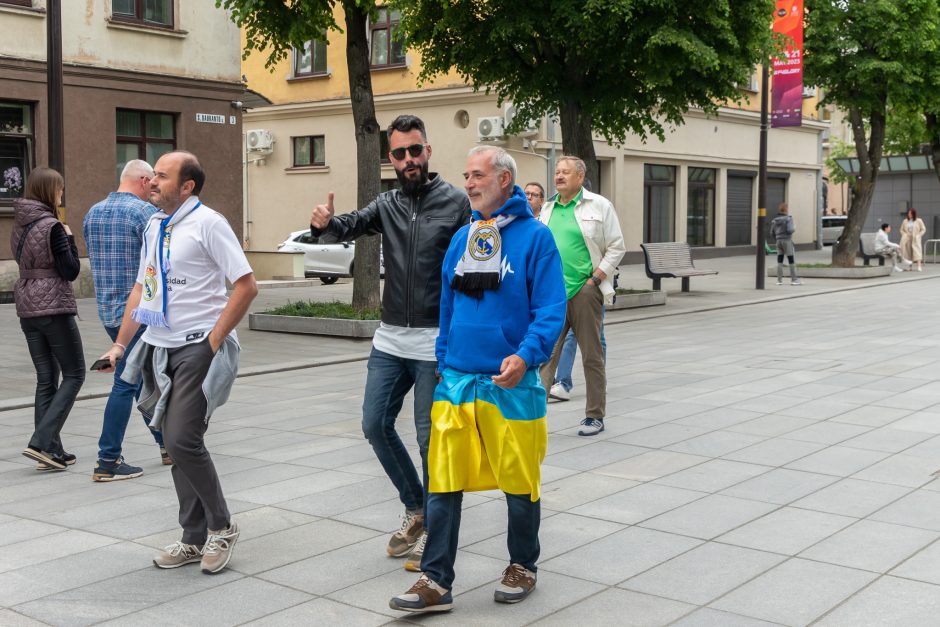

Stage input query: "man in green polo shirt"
[{"left": 538, "top": 156, "right": 625, "bottom": 435}]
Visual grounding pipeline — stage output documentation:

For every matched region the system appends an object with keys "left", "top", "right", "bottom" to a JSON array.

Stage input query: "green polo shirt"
[{"left": 547, "top": 190, "right": 592, "bottom": 299}]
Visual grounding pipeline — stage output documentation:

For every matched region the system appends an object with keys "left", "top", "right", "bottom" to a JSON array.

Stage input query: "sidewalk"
[
  {"left": 2, "top": 252, "right": 940, "bottom": 624},
  {"left": 2, "top": 249, "right": 935, "bottom": 409}
]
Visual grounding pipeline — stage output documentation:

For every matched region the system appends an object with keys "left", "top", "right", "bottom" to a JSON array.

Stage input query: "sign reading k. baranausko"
[{"left": 196, "top": 113, "right": 225, "bottom": 124}]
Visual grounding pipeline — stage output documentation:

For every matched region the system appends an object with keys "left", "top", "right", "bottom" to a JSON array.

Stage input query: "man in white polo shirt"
[{"left": 99, "top": 151, "right": 257, "bottom": 575}]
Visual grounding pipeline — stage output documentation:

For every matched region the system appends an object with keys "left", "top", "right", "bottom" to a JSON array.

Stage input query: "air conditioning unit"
[
  {"left": 503, "top": 104, "right": 539, "bottom": 138},
  {"left": 246, "top": 129, "right": 275, "bottom": 154},
  {"left": 477, "top": 116, "right": 505, "bottom": 142}
]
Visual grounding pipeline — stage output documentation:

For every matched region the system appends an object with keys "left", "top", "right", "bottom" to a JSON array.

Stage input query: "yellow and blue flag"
[{"left": 428, "top": 367, "right": 547, "bottom": 502}]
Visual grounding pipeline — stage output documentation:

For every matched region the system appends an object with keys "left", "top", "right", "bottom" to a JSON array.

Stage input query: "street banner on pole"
[{"left": 771, "top": 0, "right": 803, "bottom": 128}]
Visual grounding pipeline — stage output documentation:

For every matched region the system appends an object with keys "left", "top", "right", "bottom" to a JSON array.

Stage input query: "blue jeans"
[
  {"left": 422, "top": 491, "right": 540, "bottom": 590},
  {"left": 361, "top": 348, "right": 436, "bottom": 519},
  {"left": 97, "top": 325, "right": 163, "bottom": 462},
  {"left": 554, "top": 307, "right": 607, "bottom": 392}
]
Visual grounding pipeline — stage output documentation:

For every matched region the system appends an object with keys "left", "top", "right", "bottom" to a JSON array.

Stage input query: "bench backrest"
[
  {"left": 641, "top": 242, "right": 696, "bottom": 272},
  {"left": 859, "top": 232, "right": 878, "bottom": 255}
]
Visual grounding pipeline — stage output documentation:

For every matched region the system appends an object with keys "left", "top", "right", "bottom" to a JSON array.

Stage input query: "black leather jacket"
[{"left": 310, "top": 173, "right": 471, "bottom": 328}]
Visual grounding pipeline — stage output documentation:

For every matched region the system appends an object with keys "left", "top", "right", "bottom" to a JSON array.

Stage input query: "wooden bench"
[
  {"left": 859, "top": 232, "right": 886, "bottom": 266},
  {"left": 640, "top": 242, "right": 718, "bottom": 292}
]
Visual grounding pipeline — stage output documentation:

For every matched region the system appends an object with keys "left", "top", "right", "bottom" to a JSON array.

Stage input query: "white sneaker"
[
  {"left": 894, "top": 266, "right": 905, "bottom": 273},
  {"left": 548, "top": 383, "right": 570, "bottom": 401},
  {"left": 791, "top": 279, "right": 802, "bottom": 285},
  {"left": 776, "top": 280, "right": 784, "bottom": 285}
]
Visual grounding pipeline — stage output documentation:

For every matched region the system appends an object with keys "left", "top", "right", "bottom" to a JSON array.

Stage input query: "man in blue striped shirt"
[{"left": 84, "top": 159, "right": 168, "bottom": 481}]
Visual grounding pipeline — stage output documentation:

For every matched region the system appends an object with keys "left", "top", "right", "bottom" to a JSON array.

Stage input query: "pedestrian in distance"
[
  {"left": 875, "top": 223, "right": 913, "bottom": 273},
  {"left": 899, "top": 208, "right": 926, "bottom": 272},
  {"left": 769, "top": 202, "right": 802, "bottom": 285},
  {"left": 12, "top": 167, "right": 85, "bottom": 471},
  {"left": 390, "top": 146, "right": 566, "bottom": 614},
  {"left": 85, "top": 159, "right": 171, "bottom": 482},
  {"left": 98, "top": 151, "right": 257, "bottom": 575},
  {"left": 523, "top": 181, "right": 545, "bottom": 218},
  {"left": 309, "top": 115, "right": 471, "bottom": 571},
  {"left": 538, "top": 156, "right": 625, "bottom": 436}
]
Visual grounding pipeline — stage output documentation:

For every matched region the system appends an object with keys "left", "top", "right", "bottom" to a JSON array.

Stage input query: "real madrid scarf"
[
  {"left": 451, "top": 214, "right": 516, "bottom": 299},
  {"left": 132, "top": 196, "right": 202, "bottom": 328}
]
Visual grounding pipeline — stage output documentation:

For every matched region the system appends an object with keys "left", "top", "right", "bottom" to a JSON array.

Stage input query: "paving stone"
[
  {"left": 721, "top": 468, "right": 840, "bottom": 505},
  {"left": 852, "top": 453, "right": 938, "bottom": 488},
  {"left": 665, "top": 430, "right": 767, "bottom": 458},
  {"left": 539, "top": 472, "right": 639, "bottom": 512},
  {"left": 241, "top": 598, "right": 389, "bottom": 627},
  {"left": 640, "top": 494, "right": 778, "bottom": 540},
  {"left": 841, "top": 427, "right": 934, "bottom": 453},
  {"left": 889, "top": 538, "right": 940, "bottom": 584},
  {"left": 0, "top": 519, "right": 70, "bottom": 548},
  {"left": 543, "top": 440, "right": 647, "bottom": 471},
  {"left": 784, "top": 445, "right": 890, "bottom": 477},
  {"left": 540, "top": 526, "right": 701, "bottom": 585},
  {"left": 782, "top": 421, "right": 871, "bottom": 445},
  {"left": 464, "top": 512, "right": 624, "bottom": 562},
  {"left": 816, "top": 576, "right": 940, "bottom": 626},
  {"left": 670, "top": 607, "right": 784, "bottom": 626},
  {"left": 622, "top": 542, "right": 785, "bottom": 605},
  {"left": 727, "top": 415, "right": 816, "bottom": 438},
  {"left": 534, "top": 588, "right": 693, "bottom": 627},
  {"left": 0, "top": 530, "right": 117, "bottom": 574},
  {"left": 869, "top": 489, "right": 940, "bottom": 531},
  {"left": 711, "top": 558, "right": 877, "bottom": 625},
  {"left": 227, "top": 470, "right": 372, "bottom": 505},
  {"left": 791, "top": 478, "right": 913, "bottom": 518},
  {"left": 611, "top": 423, "right": 711, "bottom": 448},
  {"left": 829, "top": 405, "right": 912, "bottom": 428},
  {"left": 0, "top": 609, "right": 49, "bottom": 626},
  {"left": 570, "top": 483, "right": 706, "bottom": 525},
  {"left": 717, "top": 507, "right": 856, "bottom": 555},
  {"left": 723, "top": 437, "right": 827, "bottom": 467},
  {"left": 593, "top": 450, "right": 710, "bottom": 481},
  {"left": 654, "top": 459, "right": 772, "bottom": 493},
  {"left": 801, "top": 520, "right": 938, "bottom": 573}
]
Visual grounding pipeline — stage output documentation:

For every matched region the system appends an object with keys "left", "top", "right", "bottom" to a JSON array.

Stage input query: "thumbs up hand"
[{"left": 310, "top": 191, "right": 335, "bottom": 229}]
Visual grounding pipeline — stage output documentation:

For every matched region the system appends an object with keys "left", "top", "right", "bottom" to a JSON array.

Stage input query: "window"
[
  {"left": 380, "top": 179, "right": 398, "bottom": 193},
  {"left": 116, "top": 109, "right": 175, "bottom": 183},
  {"left": 379, "top": 130, "right": 390, "bottom": 164},
  {"left": 294, "top": 33, "right": 328, "bottom": 76},
  {"left": 370, "top": 7, "right": 405, "bottom": 68},
  {"left": 0, "top": 1, "right": 34, "bottom": 7},
  {"left": 293, "top": 136, "right": 325, "bottom": 167},
  {"left": 643, "top": 165, "right": 675, "bottom": 243},
  {"left": 112, "top": 0, "right": 173, "bottom": 28},
  {"left": 0, "top": 102, "right": 33, "bottom": 203},
  {"left": 687, "top": 167, "right": 716, "bottom": 246}
]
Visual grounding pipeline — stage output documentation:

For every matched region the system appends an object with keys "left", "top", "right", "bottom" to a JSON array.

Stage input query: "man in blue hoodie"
[{"left": 389, "top": 146, "right": 566, "bottom": 614}]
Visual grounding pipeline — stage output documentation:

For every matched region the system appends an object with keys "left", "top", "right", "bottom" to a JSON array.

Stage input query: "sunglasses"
[{"left": 389, "top": 143, "right": 426, "bottom": 161}]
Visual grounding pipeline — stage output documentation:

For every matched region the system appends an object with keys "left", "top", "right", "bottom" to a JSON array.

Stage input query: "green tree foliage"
[
  {"left": 804, "top": 0, "right": 939, "bottom": 266},
  {"left": 217, "top": 0, "right": 382, "bottom": 310},
  {"left": 395, "top": 0, "right": 774, "bottom": 186}
]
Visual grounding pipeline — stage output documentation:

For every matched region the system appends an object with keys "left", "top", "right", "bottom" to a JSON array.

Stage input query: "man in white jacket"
[
  {"left": 875, "top": 223, "right": 913, "bottom": 272},
  {"left": 538, "top": 156, "right": 625, "bottom": 435}
]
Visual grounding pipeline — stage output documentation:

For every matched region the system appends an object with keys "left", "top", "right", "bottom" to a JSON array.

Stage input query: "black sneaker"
[
  {"left": 93, "top": 457, "right": 144, "bottom": 482},
  {"left": 23, "top": 447, "right": 66, "bottom": 470}
]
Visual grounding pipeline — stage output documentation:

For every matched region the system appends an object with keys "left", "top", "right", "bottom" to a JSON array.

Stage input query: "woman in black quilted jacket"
[{"left": 10, "top": 167, "right": 85, "bottom": 471}]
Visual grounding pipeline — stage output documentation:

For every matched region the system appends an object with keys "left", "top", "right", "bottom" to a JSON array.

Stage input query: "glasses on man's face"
[
  {"left": 525, "top": 191, "right": 543, "bottom": 199},
  {"left": 389, "top": 143, "right": 426, "bottom": 161}
]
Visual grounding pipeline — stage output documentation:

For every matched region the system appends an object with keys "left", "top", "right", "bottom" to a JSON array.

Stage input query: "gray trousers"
[
  {"left": 163, "top": 341, "right": 230, "bottom": 546},
  {"left": 540, "top": 281, "right": 606, "bottom": 419}
]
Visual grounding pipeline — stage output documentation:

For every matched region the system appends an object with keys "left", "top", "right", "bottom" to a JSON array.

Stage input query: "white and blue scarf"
[
  {"left": 452, "top": 214, "right": 516, "bottom": 299},
  {"left": 132, "top": 196, "right": 201, "bottom": 328}
]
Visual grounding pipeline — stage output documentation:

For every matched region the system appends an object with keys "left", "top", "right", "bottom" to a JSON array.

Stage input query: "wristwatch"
[{"left": 591, "top": 275, "right": 602, "bottom": 286}]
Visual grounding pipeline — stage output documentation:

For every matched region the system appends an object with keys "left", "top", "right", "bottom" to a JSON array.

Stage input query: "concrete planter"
[
  {"left": 249, "top": 313, "right": 379, "bottom": 338},
  {"left": 766, "top": 265, "right": 892, "bottom": 279},
  {"left": 607, "top": 290, "right": 667, "bottom": 310}
]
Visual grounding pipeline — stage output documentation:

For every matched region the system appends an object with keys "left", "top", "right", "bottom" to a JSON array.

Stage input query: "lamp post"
[
  {"left": 47, "top": 0, "right": 64, "bottom": 178},
  {"left": 756, "top": 61, "right": 769, "bottom": 289}
]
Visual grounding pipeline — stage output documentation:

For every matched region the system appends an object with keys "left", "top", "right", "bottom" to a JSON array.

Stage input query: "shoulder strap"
[{"left": 15, "top": 219, "right": 45, "bottom": 264}]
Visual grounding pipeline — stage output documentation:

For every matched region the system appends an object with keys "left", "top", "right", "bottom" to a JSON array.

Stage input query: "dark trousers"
[
  {"left": 421, "top": 491, "right": 540, "bottom": 590},
  {"left": 20, "top": 314, "right": 85, "bottom": 454},
  {"left": 161, "top": 341, "right": 229, "bottom": 546}
]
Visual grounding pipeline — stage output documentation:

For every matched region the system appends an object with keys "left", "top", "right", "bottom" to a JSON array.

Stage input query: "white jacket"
[{"left": 539, "top": 188, "right": 626, "bottom": 304}]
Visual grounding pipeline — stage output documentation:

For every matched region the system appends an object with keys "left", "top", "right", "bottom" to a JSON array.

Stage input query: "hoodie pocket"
[{"left": 447, "top": 321, "right": 517, "bottom": 369}]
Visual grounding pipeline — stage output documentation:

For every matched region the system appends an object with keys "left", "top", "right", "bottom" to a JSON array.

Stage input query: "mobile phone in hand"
[{"left": 90, "top": 358, "right": 114, "bottom": 371}]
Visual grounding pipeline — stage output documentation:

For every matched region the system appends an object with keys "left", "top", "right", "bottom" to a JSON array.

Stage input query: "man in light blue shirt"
[{"left": 84, "top": 159, "right": 167, "bottom": 481}]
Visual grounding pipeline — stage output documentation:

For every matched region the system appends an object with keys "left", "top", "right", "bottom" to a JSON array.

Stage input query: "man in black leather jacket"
[{"left": 310, "top": 115, "right": 470, "bottom": 570}]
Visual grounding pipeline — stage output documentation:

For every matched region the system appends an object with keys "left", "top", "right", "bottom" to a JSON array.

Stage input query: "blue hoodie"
[{"left": 437, "top": 186, "right": 566, "bottom": 375}]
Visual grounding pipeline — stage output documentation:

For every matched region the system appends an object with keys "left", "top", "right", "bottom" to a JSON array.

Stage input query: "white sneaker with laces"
[
  {"left": 578, "top": 417, "right": 605, "bottom": 436},
  {"left": 201, "top": 521, "right": 240, "bottom": 574},
  {"left": 548, "top": 383, "right": 570, "bottom": 401}
]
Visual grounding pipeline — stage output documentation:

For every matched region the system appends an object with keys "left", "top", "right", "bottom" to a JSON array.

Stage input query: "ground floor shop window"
[
  {"left": 116, "top": 109, "right": 175, "bottom": 183},
  {"left": 687, "top": 167, "right": 716, "bottom": 246},
  {"left": 644, "top": 164, "right": 675, "bottom": 242},
  {"left": 0, "top": 102, "right": 33, "bottom": 202}
]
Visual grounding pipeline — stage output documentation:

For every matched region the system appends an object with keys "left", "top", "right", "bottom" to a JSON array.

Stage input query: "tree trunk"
[
  {"left": 344, "top": 1, "right": 381, "bottom": 311},
  {"left": 831, "top": 105, "right": 886, "bottom": 267},
  {"left": 927, "top": 113, "right": 940, "bottom": 187},
  {"left": 558, "top": 99, "right": 599, "bottom": 192}
]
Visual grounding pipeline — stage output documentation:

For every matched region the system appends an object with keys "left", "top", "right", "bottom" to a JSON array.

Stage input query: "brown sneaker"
[
  {"left": 403, "top": 530, "right": 426, "bottom": 572},
  {"left": 389, "top": 574, "right": 453, "bottom": 612},
  {"left": 201, "top": 521, "right": 240, "bottom": 574},
  {"left": 494, "top": 563, "right": 536, "bottom": 603},
  {"left": 160, "top": 447, "right": 173, "bottom": 465},
  {"left": 153, "top": 541, "right": 203, "bottom": 569},
  {"left": 387, "top": 511, "right": 423, "bottom": 557}
]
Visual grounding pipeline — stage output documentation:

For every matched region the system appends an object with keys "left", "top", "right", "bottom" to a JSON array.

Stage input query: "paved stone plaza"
[{"left": 3, "top": 254, "right": 940, "bottom": 625}]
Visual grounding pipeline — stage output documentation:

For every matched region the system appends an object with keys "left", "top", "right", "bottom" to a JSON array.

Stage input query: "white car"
[
  {"left": 821, "top": 215, "right": 847, "bottom": 245},
  {"left": 276, "top": 230, "right": 383, "bottom": 284}
]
